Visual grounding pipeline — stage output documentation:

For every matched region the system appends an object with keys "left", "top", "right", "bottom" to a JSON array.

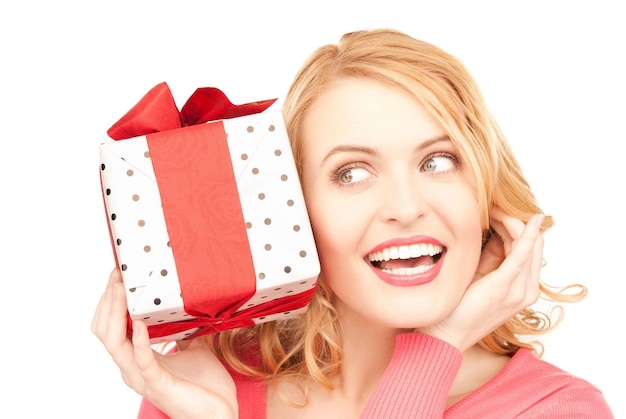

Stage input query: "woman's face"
[{"left": 300, "top": 77, "right": 483, "bottom": 329}]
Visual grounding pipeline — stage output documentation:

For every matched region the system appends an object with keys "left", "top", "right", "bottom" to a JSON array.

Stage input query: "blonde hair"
[{"left": 207, "top": 28, "right": 586, "bottom": 395}]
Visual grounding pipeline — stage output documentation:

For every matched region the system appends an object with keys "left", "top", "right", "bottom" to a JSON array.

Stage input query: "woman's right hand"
[{"left": 91, "top": 269, "right": 238, "bottom": 419}]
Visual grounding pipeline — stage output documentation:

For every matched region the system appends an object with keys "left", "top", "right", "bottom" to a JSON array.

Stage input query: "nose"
[{"left": 378, "top": 170, "right": 427, "bottom": 225}]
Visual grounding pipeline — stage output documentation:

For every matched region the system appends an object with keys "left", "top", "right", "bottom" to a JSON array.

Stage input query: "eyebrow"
[{"left": 321, "top": 134, "right": 451, "bottom": 164}]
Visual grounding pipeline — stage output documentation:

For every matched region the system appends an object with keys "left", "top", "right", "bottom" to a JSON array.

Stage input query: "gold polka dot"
[
  {"left": 264, "top": 244, "right": 272, "bottom": 251},
  {"left": 241, "top": 153, "right": 248, "bottom": 160},
  {"left": 284, "top": 266, "right": 292, "bottom": 273},
  {"left": 287, "top": 199, "right": 294, "bottom": 206},
  {"left": 160, "top": 269, "right": 168, "bottom": 276},
  {"left": 245, "top": 222, "right": 252, "bottom": 229},
  {"left": 247, "top": 126, "right": 254, "bottom": 133},
  {"left": 258, "top": 273, "right": 265, "bottom": 279},
  {"left": 132, "top": 194, "right": 140, "bottom": 201},
  {"left": 280, "top": 174, "right": 288, "bottom": 181},
  {"left": 167, "top": 241, "right": 171, "bottom": 247},
  {"left": 274, "top": 149, "right": 282, "bottom": 156},
  {"left": 144, "top": 151, "right": 150, "bottom": 158},
  {"left": 144, "top": 245, "right": 151, "bottom": 252},
  {"left": 252, "top": 168, "right": 259, "bottom": 174},
  {"left": 138, "top": 220, "right": 146, "bottom": 227},
  {"left": 126, "top": 169, "right": 134, "bottom": 176},
  {"left": 299, "top": 250, "right": 307, "bottom": 257},
  {"left": 264, "top": 218, "right": 271, "bottom": 225},
  {"left": 293, "top": 225, "right": 300, "bottom": 232},
  {"left": 258, "top": 193, "right": 266, "bottom": 200}
]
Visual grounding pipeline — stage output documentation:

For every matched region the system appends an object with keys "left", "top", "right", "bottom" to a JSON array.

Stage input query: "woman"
[{"left": 92, "top": 29, "right": 613, "bottom": 418}]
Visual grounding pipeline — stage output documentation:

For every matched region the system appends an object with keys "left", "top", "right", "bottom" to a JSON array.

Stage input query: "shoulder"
[
  {"left": 505, "top": 349, "right": 606, "bottom": 397},
  {"left": 446, "top": 349, "right": 614, "bottom": 418}
]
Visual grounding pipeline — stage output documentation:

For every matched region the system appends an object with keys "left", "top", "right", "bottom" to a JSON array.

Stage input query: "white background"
[{"left": 1, "top": 1, "right": 624, "bottom": 417}]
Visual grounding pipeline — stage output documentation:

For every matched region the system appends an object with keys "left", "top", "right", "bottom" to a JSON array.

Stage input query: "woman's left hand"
[{"left": 418, "top": 208, "right": 545, "bottom": 352}]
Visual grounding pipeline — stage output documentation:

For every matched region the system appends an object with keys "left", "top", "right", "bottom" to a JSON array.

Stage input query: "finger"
[
  {"left": 91, "top": 286, "right": 107, "bottom": 336},
  {"left": 131, "top": 319, "right": 167, "bottom": 392},
  {"left": 106, "top": 278, "right": 131, "bottom": 347},
  {"left": 132, "top": 319, "right": 153, "bottom": 362},
  {"left": 91, "top": 269, "right": 119, "bottom": 340},
  {"left": 104, "top": 310, "right": 147, "bottom": 390},
  {"left": 513, "top": 215, "right": 544, "bottom": 306},
  {"left": 489, "top": 211, "right": 526, "bottom": 255},
  {"left": 96, "top": 272, "right": 141, "bottom": 372},
  {"left": 495, "top": 214, "right": 544, "bottom": 303},
  {"left": 501, "top": 215, "right": 542, "bottom": 268}
]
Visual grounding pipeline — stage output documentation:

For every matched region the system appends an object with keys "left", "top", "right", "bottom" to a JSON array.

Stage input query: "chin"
[{"left": 370, "top": 303, "right": 455, "bottom": 331}]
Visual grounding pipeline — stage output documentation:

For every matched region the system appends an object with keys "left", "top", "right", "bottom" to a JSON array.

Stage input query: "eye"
[
  {"left": 334, "top": 164, "right": 372, "bottom": 186},
  {"left": 421, "top": 153, "right": 458, "bottom": 174}
]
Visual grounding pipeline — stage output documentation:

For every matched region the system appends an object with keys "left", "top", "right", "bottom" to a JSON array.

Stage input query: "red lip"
[
  {"left": 367, "top": 252, "right": 444, "bottom": 286},
  {"left": 366, "top": 235, "right": 445, "bottom": 287}
]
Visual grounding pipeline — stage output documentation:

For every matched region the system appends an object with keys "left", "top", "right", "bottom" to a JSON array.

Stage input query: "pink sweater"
[{"left": 137, "top": 334, "right": 613, "bottom": 418}]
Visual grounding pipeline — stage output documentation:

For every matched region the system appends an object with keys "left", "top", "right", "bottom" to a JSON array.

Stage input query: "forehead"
[{"left": 300, "top": 77, "right": 446, "bottom": 153}]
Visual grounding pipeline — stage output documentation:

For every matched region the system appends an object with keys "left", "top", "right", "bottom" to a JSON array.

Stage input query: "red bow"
[{"left": 107, "top": 82, "right": 277, "bottom": 140}]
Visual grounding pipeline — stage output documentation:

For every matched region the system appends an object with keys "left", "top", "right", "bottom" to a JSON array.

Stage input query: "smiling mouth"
[{"left": 367, "top": 243, "right": 444, "bottom": 276}]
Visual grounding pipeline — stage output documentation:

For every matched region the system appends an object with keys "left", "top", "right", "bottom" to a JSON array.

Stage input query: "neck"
[{"left": 330, "top": 304, "right": 410, "bottom": 403}]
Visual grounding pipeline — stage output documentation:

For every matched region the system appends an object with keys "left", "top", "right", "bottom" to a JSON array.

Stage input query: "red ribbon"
[
  {"left": 147, "top": 122, "right": 257, "bottom": 319},
  {"left": 108, "top": 83, "right": 315, "bottom": 340},
  {"left": 132, "top": 286, "right": 318, "bottom": 340}
]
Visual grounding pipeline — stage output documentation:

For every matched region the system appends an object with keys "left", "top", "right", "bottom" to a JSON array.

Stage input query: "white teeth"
[
  {"left": 368, "top": 243, "right": 443, "bottom": 262},
  {"left": 381, "top": 264, "right": 434, "bottom": 275},
  {"left": 398, "top": 246, "right": 411, "bottom": 259}
]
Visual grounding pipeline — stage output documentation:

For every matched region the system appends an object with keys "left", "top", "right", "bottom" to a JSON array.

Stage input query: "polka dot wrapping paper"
[{"left": 99, "top": 84, "right": 320, "bottom": 344}]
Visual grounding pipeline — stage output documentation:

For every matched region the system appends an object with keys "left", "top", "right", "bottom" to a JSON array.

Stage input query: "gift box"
[{"left": 100, "top": 82, "right": 320, "bottom": 344}]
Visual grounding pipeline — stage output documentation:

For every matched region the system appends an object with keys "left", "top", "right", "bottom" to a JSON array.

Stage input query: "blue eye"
[{"left": 422, "top": 154, "right": 457, "bottom": 173}]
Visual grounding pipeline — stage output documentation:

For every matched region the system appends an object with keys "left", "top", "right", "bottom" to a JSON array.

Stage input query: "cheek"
[
  {"left": 447, "top": 198, "right": 484, "bottom": 273},
  {"left": 304, "top": 189, "right": 368, "bottom": 267},
  {"left": 307, "top": 200, "right": 351, "bottom": 256},
  {"left": 431, "top": 186, "right": 483, "bottom": 254}
]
